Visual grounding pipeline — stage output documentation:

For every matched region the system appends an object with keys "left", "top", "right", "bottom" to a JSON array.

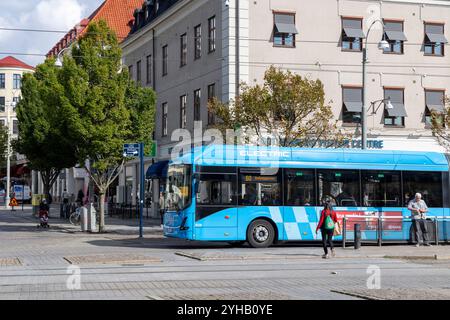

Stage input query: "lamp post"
[
  {"left": 4, "top": 99, "right": 17, "bottom": 209},
  {"left": 362, "top": 20, "right": 390, "bottom": 150}
]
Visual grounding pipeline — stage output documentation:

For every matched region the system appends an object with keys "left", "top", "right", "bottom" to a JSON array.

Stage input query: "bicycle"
[{"left": 69, "top": 207, "right": 81, "bottom": 225}]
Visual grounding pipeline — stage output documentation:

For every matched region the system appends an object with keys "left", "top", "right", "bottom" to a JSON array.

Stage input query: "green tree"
[
  {"left": 431, "top": 95, "right": 450, "bottom": 150},
  {"left": 0, "top": 124, "right": 8, "bottom": 168},
  {"left": 15, "top": 62, "right": 78, "bottom": 198},
  {"left": 208, "top": 66, "right": 349, "bottom": 147},
  {"left": 60, "top": 20, "right": 155, "bottom": 232}
]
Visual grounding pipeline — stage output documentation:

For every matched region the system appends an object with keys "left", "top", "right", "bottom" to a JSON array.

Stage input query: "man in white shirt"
[{"left": 408, "top": 193, "right": 431, "bottom": 247}]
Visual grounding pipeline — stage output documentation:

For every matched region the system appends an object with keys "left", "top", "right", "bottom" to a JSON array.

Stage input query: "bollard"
[
  {"left": 435, "top": 218, "right": 439, "bottom": 246},
  {"left": 342, "top": 217, "right": 347, "bottom": 249},
  {"left": 377, "top": 218, "right": 382, "bottom": 247},
  {"left": 354, "top": 223, "right": 361, "bottom": 249}
]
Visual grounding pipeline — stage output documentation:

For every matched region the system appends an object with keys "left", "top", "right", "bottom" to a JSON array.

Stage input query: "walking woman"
[{"left": 316, "top": 201, "right": 338, "bottom": 259}]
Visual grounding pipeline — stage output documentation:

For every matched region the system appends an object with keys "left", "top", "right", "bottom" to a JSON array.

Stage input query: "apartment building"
[
  {"left": 0, "top": 56, "right": 34, "bottom": 184},
  {"left": 121, "top": 0, "right": 450, "bottom": 215}
]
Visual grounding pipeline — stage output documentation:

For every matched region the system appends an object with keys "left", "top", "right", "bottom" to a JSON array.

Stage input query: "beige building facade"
[{"left": 121, "top": 0, "right": 450, "bottom": 215}]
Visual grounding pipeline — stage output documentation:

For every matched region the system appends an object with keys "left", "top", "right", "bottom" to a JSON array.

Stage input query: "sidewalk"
[{"left": 1, "top": 204, "right": 162, "bottom": 236}]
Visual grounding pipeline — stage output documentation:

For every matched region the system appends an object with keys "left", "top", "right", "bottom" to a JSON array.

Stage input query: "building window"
[
  {"left": 194, "top": 89, "right": 201, "bottom": 121},
  {"left": 13, "top": 74, "right": 21, "bottom": 89},
  {"left": 424, "top": 23, "right": 447, "bottom": 56},
  {"left": 0, "top": 74, "right": 5, "bottom": 89},
  {"left": 207, "top": 83, "right": 216, "bottom": 125},
  {"left": 13, "top": 120, "right": 18, "bottom": 135},
  {"left": 128, "top": 65, "right": 133, "bottom": 79},
  {"left": 162, "top": 102, "right": 168, "bottom": 137},
  {"left": 136, "top": 60, "right": 141, "bottom": 83},
  {"left": 194, "top": 25, "right": 202, "bottom": 60},
  {"left": 273, "top": 12, "right": 298, "bottom": 47},
  {"left": 425, "top": 90, "right": 445, "bottom": 127},
  {"left": 162, "top": 45, "right": 168, "bottom": 76},
  {"left": 342, "top": 87, "right": 362, "bottom": 124},
  {"left": 341, "top": 18, "right": 364, "bottom": 51},
  {"left": 146, "top": 55, "right": 152, "bottom": 84},
  {"left": 383, "top": 20, "right": 407, "bottom": 54},
  {"left": 180, "top": 95, "right": 187, "bottom": 129},
  {"left": 12, "top": 97, "right": 20, "bottom": 110},
  {"left": 0, "top": 97, "right": 5, "bottom": 112},
  {"left": 384, "top": 88, "right": 406, "bottom": 126},
  {"left": 208, "top": 16, "right": 216, "bottom": 53},
  {"left": 180, "top": 33, "right": 187, "bottom": 67}
]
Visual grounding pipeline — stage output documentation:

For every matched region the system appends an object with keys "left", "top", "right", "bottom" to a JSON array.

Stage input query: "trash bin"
[
  {"left": 80, "top": 206, "right": 88, "bottom": 232},
  {"left": 87, "top": 203, "right": 97, "bottom": 232}
]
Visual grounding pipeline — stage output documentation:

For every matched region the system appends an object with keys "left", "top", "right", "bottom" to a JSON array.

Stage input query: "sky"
[{"left": 0, "top": 0, "right": 104, "bottom": 67}]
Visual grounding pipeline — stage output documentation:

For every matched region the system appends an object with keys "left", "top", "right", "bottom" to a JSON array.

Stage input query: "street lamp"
[
  {"left": 4, "top": 99, "right": 17, "bottom": 209},
  {"left": 361, "top": 20, "right": 390, "bottom": 150},
  {"left": 370, "top": 98, "right": 394, "bottom": 115},
  {"left": 54, "top": 47, "right": 72, "bottom": 67}
]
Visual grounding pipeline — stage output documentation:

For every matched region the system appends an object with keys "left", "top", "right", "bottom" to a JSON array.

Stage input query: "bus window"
[
  {"left": 196, "top": 174, "right": 236, "bottom": 206},
  {"left": 403, "top": 172, "right": 443, "bottom": 207},
  {"left": 361, "top": 171, "right": 401, "bottom": 207},
  {"left": 239, "top": 167, "right": 281, "bottom": 206},
  {"left": 318, "top": 170, "right": 360, "bottom": 207},
  {"left": 284, "top": 169, "right": 315, "bottom": 206}
]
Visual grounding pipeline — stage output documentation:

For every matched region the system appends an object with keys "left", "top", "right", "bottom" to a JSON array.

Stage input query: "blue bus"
[{"left": 162, "top": 144, "right": 450, "bottom": 247}]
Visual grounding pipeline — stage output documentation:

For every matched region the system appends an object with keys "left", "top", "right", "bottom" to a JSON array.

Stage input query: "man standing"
[{"left": 408, "top": 193, "right": 431, "bottom": 247}]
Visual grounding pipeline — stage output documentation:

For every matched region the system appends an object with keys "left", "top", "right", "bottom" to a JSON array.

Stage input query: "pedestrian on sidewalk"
[
  {"left": 316, "top": 201, "right": 338, "bottom": 259},
  {"left": 159, "top": 191, "right": 165, "bottom": 228},
  {"left": 408, "top": 193, "right": 431, "bottom": 247}
]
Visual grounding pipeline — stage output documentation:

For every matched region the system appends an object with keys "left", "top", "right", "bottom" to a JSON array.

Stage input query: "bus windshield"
[{"left": 165, "top": 164, "right": 191, "bottom": 211}]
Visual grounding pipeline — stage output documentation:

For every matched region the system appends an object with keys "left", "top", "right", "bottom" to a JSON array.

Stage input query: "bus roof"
[{"left": 173, "top": 145, "right": 449, "bottom": 172}]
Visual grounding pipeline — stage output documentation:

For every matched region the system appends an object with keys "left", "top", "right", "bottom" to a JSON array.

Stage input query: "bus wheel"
[{"left": 247, "top": 219, "right": 275, "bottom": 248}]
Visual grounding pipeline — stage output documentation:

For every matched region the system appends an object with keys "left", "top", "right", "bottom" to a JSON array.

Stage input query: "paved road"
[{"left": 0, "top": 209, "right": 449, "bottom": 300}]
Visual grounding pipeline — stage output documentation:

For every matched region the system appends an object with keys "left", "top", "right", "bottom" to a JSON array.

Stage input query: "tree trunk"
[{"left": 98, "top": 192, "right": 106, "bottom": 233}]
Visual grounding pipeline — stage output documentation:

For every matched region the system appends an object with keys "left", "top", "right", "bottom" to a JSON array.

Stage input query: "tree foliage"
[
  {"left": 208, "top": 66, "right": 349, "bottom": 147},
  {"left": 59, "top": 20, "right": 155, "bottom": 231},
  {"left": 431, "top": 96, "right": 450, "bottom": 150},
  {"left": 0, "top": 124, "right": 8, "bottom": 168},
  {"left": 15, "top": 62, "right": 78, "bottom": 196}
]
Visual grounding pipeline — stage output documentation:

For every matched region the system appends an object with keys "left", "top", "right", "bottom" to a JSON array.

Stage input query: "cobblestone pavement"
[{"left": 1, "top": 209, "right": 450, "bottom": 300}]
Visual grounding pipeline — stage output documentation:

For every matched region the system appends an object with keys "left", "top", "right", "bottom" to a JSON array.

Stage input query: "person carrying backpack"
[{"left": 316, "top": 201, "right": 338, "bottom": 259}]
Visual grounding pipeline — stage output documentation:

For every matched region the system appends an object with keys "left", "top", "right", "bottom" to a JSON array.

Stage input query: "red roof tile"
[
  {"left": 0, "top": 56, "right": 34, "bottom": 70},
  {"left": 47, "top": 0, "right": 142, "bottom": 57}
]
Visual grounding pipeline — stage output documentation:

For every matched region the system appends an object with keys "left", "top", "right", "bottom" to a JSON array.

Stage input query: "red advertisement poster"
[{"left": 336, "top": 210, "right": 402, "bottom": 231}]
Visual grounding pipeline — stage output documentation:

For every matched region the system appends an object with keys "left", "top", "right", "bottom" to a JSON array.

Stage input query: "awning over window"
[
  {"left": 426, "top": 32, "right": 448, "bottom": 43},
  {"left": 343, "top": 87, "right": 363, "bottom": 112},
  {"left": 344, "top": 101, "right": 363, "bottom": 112},
  {"left": 274, "top": 14, "right": 298, "bottom": 34},
  {"left": 343, "top": 28, "right": 365, "bottom": 38},
  {"left": 385, "top": 30, "right": 407, "bottom": 41},
  {"left": 146, "top": 160, "right": 169, "bottom": 179},
  {"left": 386, "top": 103, "right": 407, "bottom": 117},
  {"left": 426, "top": 91, "right": 445, "bottom": 112}
]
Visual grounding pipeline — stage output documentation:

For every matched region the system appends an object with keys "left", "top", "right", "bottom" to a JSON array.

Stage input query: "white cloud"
[{"left": 0, "top": 0, "right": 104, "bottom": 66}]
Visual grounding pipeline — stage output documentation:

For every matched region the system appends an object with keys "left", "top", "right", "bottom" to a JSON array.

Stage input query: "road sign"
[{"left": 123, "top": 143, "right": 140, "bottom": 158}]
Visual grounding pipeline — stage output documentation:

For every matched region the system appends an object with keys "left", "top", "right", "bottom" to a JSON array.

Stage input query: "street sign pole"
[{"left": 139, "top": 142, "right": 144, "bottom": 238}]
